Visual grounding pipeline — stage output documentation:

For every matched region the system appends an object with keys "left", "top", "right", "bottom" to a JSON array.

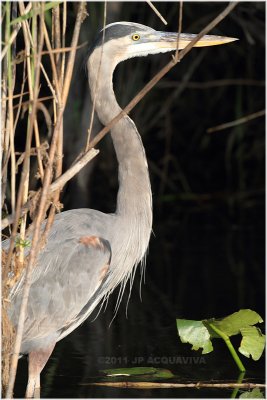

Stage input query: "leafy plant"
[
  {"left": 239, "top": 388, "right": 264, "bottom": 398},
  {"left": 15, "top": 237, "right": 31, "bottom": 248},
  {"left": 176, "top": 309, "right": 265, "bottom": 372}
]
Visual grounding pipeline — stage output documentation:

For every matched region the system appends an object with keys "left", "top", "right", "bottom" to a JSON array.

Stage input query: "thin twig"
[
  {"left": 1, "top": 91, "right": 29, "bottom": 101},
  {"left": 42, "top": 22, "right": 61, "bottom": 102},
  {"left": 207, "top": 109, "right": 265, "bottom": 133},
  {"left": 174, "top": 1, "right": 183, "bottom": 61},
  {"left": 6, "top": 2, "right": 16, "bottom": 215},
  {"left": 146, "top": 1, "right": 168, "bottom": 25},
  {"left": 42, "top": 2, "right": 64, "bottom": 245},
  {"left": 158, "top": 79, "right": 265, "bottom": 89},
  {"left": 61, "top": 1, "right": 67, "bottom": 81},
  {"left": 40, "top": 42, "right": 87, "bottom": 55},
  {"left": 49, "top": 148, "right": 99, "bottom": 193},
  {"left": 33, "top": 101, "right": 53, "bottom": 181},
  {"left": 53, "top": 4, "right": 61, "bottom": 76},
  {"left": 1, "top": 2, "right": 239, "bottom": 231},
  {"left": 1, "top": 53, "right": 8, "bottom": 208},
  {"left": 13, "top": 95, "right": 54, "bottom": 109},
  {"left": 13, "top": 74, "right": 27, "bottom": 132},
  {"left": 1, "top": 50, "right": 8, "bottom": 165},
  {"left": 40, "top": 62, "right": 58, "bottom": 100},
  {"left": 86, "top": 1, "right": 107, "bottom": 149},
  {"left": 17, "top": 1, "right": 39, "bottom": 265},
  {"left": 61, "top": 4, "right": 87, "bottom": 107},
  {"left": 1, "top": 3, "right": 32, "bottom": 61}
]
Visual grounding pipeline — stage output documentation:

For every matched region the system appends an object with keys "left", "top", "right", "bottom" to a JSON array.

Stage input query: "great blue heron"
[{"left": 6, "top": 22, "right": 236, "bottom": 397}]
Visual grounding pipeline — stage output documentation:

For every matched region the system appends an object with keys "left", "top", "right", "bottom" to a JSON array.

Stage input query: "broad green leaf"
[
  {"left": 238, "top": 326, "right": 265, "bottom": 361},
  {"left": 176, "top": 319, "right": 213, "bottom": 354},
  {"left": 212, "top": 309, "right": 263, "bottom": 337},
  {"left": 239, "top": 388, "right": 264, "bottom": 398},
  {"left": 177, "top": 309, "right": 265, "bottom": 372}
]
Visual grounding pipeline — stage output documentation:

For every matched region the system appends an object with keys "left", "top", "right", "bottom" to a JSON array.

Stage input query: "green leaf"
[
  {"left": 177, "top": 309, "right": 265, "bottom": 372},
  {"left": 151, "top": 369, "right": 174, "bottom": 379},
  {"left": 101, "top": 367, "right": 174, "bottom": 378},
  {"left": 211, "top": 309, "right": 263, "bottom": 337},
  {"left": 238, "top": 326, "right": 265, "bottom": 361},
  {"left": 239, "top": 388, "right": 265, "bottom": 398},
  {"left": 15, "top": 237, "right": 31, "bottom": 248},
  {"left": 176, "top": 319, "right": 213, "bottom": 354},
  {"left": 11, "top": 2, "right": 63, "bottom": 25}
]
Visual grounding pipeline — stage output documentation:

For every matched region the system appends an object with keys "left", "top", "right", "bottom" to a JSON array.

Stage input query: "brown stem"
[
  {"left": 5, "top": 4, "right": 87, "bottom": 397},
  {"left": 87, "top": 381, "right": 265, "bottom": 389},
  {"left": 207, "top": 109, "right": 265, "bottom": 133}
]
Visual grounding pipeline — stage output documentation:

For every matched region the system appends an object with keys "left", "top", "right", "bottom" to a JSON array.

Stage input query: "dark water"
[{"left": 14, "top": 219, "right": 265, "bottom": 398}]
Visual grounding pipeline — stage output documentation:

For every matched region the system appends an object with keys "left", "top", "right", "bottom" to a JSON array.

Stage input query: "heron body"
[{"left": 6, "top": 22, "right": 236, "bottom": 397}]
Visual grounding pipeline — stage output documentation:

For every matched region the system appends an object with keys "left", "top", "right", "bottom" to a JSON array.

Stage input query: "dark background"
[{"left": 12, "top": 2, "right": 265, "bottom": 398}]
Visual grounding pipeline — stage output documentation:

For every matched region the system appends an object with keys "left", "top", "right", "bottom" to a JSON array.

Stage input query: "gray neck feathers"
[
  {"left": 87, "top": 47, "right": 153, "bottom": 311},
  {"left": 87, "top": 48, "right": 152, "bottom": 223}
]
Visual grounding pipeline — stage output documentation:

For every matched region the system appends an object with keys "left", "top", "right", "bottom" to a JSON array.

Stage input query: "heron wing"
[{"left": 10, "top": 233, "right": 111, "bottom": 342}]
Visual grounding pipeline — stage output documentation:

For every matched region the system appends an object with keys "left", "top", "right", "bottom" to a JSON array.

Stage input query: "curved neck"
[{"left": 87, "top": 50, "right": 152, "bottom": 219}]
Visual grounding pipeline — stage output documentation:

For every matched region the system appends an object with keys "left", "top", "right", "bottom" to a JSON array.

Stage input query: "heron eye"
[{"left": 132, "top": 34, "right": 140, "bottom": 41}]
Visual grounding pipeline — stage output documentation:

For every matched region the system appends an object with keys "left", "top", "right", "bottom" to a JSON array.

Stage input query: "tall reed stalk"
[{"left": 1, "top": 2, "right": 87, "bottom": 395}]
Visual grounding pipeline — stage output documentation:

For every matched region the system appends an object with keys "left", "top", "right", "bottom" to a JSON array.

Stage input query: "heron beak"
[{"left": 154, "top": 32, "right": 238, "bottom": 50}]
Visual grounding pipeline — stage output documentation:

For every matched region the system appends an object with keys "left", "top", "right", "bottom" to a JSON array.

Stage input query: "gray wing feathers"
[{"left": 10, "top": 235, "right": 111, "bottom": 343}]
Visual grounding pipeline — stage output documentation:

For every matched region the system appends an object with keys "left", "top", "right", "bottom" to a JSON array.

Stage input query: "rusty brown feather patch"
[{"left": 79, "top": 235, "right": 104, "bottom": 250}]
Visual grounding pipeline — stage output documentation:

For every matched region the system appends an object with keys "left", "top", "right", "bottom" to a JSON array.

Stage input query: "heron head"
[{"left": 89, "top": 21, "right": 237, "bottom": 64}]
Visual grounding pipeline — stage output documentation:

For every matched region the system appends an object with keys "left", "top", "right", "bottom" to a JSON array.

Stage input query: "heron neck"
[{"left": 88, "top": 56, "right": 152, "bottom": 220}]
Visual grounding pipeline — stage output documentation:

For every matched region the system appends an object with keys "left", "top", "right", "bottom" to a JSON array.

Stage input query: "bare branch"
[
  {"left": 158, "top": 79, "right": 265, "bottom": 89},
  {"left": 86, "top": 381, "right": 265, "bottom": 389},
  {"left": 146, "top": 1, "right": 168, "bottom": 25},
  {"left": 49, "top": 148, "right": 99, "bottom": 193},
  {"left": 207, "top": 109, "right": 265, "bottom": 133},
  {"left": 174, "top": 1, "right": 183, "bottom": 61}
]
